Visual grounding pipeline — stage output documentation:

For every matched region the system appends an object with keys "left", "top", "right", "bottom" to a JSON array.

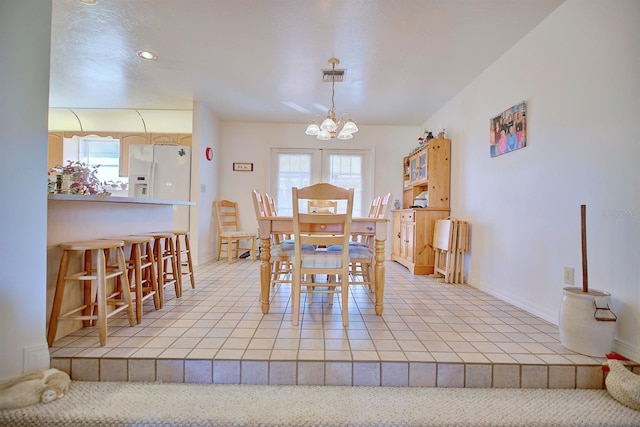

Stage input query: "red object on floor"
[
  {"left": 607, "top": 353, "right": 630, "bottom": 361},
  {"left": 602, "top": 353, "right": 631, "bottom": 372}
]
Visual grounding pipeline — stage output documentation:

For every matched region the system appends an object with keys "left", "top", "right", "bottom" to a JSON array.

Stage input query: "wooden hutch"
[{"left": 391, "top": 135, "right": 451, "bottom": 275}]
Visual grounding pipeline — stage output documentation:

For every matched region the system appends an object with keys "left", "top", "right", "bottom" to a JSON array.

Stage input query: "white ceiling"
[{"left": 49, "top": 0, "right": 564, "bottom": 126}]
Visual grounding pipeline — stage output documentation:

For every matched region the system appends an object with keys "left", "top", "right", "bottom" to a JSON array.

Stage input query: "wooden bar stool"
[
  {"left": 144, "top": 232, "right": 180, "bottom": 308},
  {"left": 161, "top": 230, "right": 195, "bottom": 290},
  {"left": 47, "top": 239, "right": 135, "bottom": 347},
  {"left": 107, "top": 235, "right": 160, "bottom": 324}
]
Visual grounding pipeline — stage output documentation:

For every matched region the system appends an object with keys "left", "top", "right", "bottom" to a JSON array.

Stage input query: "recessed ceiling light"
[
  {"left": 136, "top": 50, "right": 158, "bottom": 61},
  {"left": 78, "top": 0, "right": 98, "bottom": 4}
]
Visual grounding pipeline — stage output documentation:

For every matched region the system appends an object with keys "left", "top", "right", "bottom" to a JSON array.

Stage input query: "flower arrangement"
[{"left": 48, "top": 161, "right": 111, "bottom": 195}]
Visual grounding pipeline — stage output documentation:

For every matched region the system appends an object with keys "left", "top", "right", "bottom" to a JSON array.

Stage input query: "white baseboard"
[{"left": 24, "top": 345, "right": 51, "bottom": 372}]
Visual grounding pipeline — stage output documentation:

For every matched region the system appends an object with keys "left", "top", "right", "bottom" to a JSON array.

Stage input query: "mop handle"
[{"left": 581, "top": 204, "right": 588, "bottom": 293}]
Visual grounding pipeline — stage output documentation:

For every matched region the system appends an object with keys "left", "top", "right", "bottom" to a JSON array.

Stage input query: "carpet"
[{"left": 1, "top": 381, "right": 639, "bottom": 426}]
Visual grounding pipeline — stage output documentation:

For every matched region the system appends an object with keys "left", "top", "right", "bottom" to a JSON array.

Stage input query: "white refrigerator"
[{"left": 128, "top": 144, "right": 192, "bottom": 230}]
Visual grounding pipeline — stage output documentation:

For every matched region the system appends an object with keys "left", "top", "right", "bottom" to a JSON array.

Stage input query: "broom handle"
[{"left": 581, "top": 204, "right": 588, "bottom": 293}]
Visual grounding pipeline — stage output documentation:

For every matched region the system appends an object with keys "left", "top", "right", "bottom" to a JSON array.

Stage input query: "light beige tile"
[
  {"left": 510, "top": 352, "right": 545, "bottom": 366},
  {"left": 521, "top": 365, "right": 548, "bottom": 388},
  {"left": 100, "top": 359, "right": 128, "bottom": 381},
  {"left": 353, "top": 362, "right": 380, "bottom": 386},
  {"left": 71, "top": 358, "right": 99, "bottom": 381},
  {"left": 50, "top": 358, "right": 71, "bottom": 375},
  {"left": 213, "top": 360, "right": 240, "bottom": 384},
  {"left": 493, "top": 364, "right": 520, "bottom": 388},
  {"left": 431, "top": 352, "right": 462, "bottom": 363},
  {"left": 156, "top": 359, "right": 184, "bottom": 383},
  {"left": 351, "top": 351, "right": 380, "bottom": 361},
  {"left": 381, "top": 362, "right": 409, "bottom": 386},
  {"left": 298, "top": 361, "right": 324, "bottom": 385},
  {"left": 222, "top": 337, "right": 251, "bottom": 349},
  {"left": 437, "top": 363, "right": 464, "bottom": 387},
  {"left": 241, "top": 360, "right": 269, "bottom": 384},
  {"left": 409, "top": 362, "right": 436, "bottom": 387},
  {"left": 270, "top": 349, "right": 298, "bottom": 360},
  {"left": 128, "top": 359, "right": 156, "bottom": 382},
  {"left": 185, "top": 360, "right": 212, "bottom": 383},
  {"left": 576, "top": 365, "right": 605, "bottom": 389},
  {"left": 326, "top": 362, "right": 352, "bottom": 385},
  {"left": 247, "top": 338, "right": 276, "bottom": 350},
  {"left": 325, "top": 350, "right": 352, "bottom": 360},
  {"left": 76, "top": 347, "right": 112, "bottom": 357},
  {"left": 131, "top": 348, "right": 164, "bottom": 358},
  {"left": 465, "top": 364, "right": 492, "bottom": 388},
  {"left": 458, "top": 353, "right": 491, "bottom": 363},
  {"left": 269, "top": 361, "right": 297, "bottom": 385},
  {"left": 159, "top": 348, "right": 191, "bottom": 358},
  {"left": 548, "top": 365, "right": 576, "bottom": 389}
]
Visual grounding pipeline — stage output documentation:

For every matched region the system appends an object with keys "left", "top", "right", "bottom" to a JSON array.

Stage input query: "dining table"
[{"left": 257, "top": 216, "right": 389, "bottom": 316}]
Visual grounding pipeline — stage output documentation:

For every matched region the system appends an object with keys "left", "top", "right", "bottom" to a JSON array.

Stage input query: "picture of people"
[{"left": 490, "top": 101, "right": 526, "bottom": 157}]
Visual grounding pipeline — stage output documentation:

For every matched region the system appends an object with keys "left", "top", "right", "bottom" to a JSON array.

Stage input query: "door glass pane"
[
  {"left": 326, "top": 153, "right": 363, "bottom": 217},
  {"left": 275, "top": 153, "right": 312, "bottom": 216}
]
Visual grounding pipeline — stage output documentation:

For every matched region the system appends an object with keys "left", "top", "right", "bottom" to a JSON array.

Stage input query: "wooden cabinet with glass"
[
  {"left": 393, "top": 136, "right": 451, "bottom": 274},
  {"left": 401, "top": 137, "right": 450, "bottom": 210}
]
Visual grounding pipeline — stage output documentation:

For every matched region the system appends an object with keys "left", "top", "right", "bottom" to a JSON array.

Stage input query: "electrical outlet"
[{"left": 563, "top": 267, "right": 574, "bottom": 285}]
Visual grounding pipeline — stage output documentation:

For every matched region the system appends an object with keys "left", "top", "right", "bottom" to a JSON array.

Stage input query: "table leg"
[
  {"left": 374, "top": 239, "right": 385, "bottom": 315},
  {"left": 260, "top": 237, "right": 272, "bottom": 314}
]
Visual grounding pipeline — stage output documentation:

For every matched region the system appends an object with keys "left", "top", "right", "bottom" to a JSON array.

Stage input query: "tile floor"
[{"left": 49, "top": 259, "right": 630, "bottom": 388}]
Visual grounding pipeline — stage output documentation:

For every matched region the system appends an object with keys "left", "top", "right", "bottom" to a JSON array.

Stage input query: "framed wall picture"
[
  {"left": 233, "top": 162, "right": 253, "bottom": 172},
  {"left": 490, "top": 101, "right": 526, "bottom": 157}
]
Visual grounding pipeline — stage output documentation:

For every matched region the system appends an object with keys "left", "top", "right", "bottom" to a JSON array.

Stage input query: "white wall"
[
  {"left": 192, "top": 102, "right": 220, "bottom": 265},
  {"left": 424, "top": 0, "right": 640, "bottom": 360},
  {"left": 218, "top": 122, "right": 418, "bottom": 259},
  {"left": 0, "top": 0, "right": 52, "bottom": 380}
]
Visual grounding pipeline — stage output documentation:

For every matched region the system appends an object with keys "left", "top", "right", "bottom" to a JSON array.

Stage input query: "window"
[
  {"left": 270, "top": 148, "right": 372, "bottom": 217},
  {"left": 63, "top": 135, "right": 126, "bottom": 186}
]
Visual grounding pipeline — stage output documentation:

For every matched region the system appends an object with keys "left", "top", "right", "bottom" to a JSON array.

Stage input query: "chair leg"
[
  {"left": 228, "top": 238, "right": 233, "bottom": 264},
  {"left": 96, "top": 248, "right": 108, "bottom": 346},
  {"left": 216, "top": 239, "right": 222, "bottom": 261},
  {"left": 47, "top": 250, "right": 70, "bottom": 347},
  {"left": 251, "top": 237, "right": 256, "bottom": 260},
  {"left": 341, "top": 277, "right": 349, "bottom": 327},
  {"left": 116, "top": 246, "right": 136, "bottom": 328},
  {"left": 131, "top": 242, "right": 144, "bottom": 324},
  {"left": 291, "top": 270, "right": 301, "bottom": 326}
]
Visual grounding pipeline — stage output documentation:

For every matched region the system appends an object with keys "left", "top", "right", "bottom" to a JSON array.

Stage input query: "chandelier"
[{"left": 305, "top": 57, "right": 359, "bottom": 140}]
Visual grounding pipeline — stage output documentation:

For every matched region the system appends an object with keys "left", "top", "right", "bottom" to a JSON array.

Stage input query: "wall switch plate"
[{"left": 564, "top": 267, "right": 574, "bottom": 285}]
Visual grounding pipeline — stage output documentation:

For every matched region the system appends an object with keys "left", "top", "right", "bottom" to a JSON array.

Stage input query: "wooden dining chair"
[
  {"left": 307, "top": 199, "right": 338, "bottom": 214},
  {"left": 252, "top": 190, "right": 293, "bottom": 288},
  {"left": 214, "top": 199, "right": 257, "bottom": 264},
  {"left": 291, "top": 183, "right": 354, "bottom": 326},
  {"left": 347, "top": 193, "right": 392, "bottom": 292},
  {"left": 375, "top": 192, "right": 393, "bottom": 219}
]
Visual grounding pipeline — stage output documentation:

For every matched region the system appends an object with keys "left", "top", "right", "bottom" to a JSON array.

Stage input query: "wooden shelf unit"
[{"left": 393, "top": 137, "right": 451, "bottom": 275}]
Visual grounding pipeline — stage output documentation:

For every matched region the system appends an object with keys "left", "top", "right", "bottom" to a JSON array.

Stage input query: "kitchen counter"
[{"left": 48, "top": 193, "right": 195, "bottom": 206}]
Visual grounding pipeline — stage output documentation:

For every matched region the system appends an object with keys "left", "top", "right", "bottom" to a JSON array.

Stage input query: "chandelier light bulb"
[{"left": 305, "top": 121, "right": 320, "bottom": 135}]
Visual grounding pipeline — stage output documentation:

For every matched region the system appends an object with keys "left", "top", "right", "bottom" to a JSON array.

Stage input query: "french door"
[{"left": 270, "top": 148, "right": 373, "bottom": 217}]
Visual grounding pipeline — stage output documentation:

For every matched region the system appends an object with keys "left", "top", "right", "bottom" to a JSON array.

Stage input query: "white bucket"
[{"left": 559, "top": 287, "right": 617, "bottom": 357}]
